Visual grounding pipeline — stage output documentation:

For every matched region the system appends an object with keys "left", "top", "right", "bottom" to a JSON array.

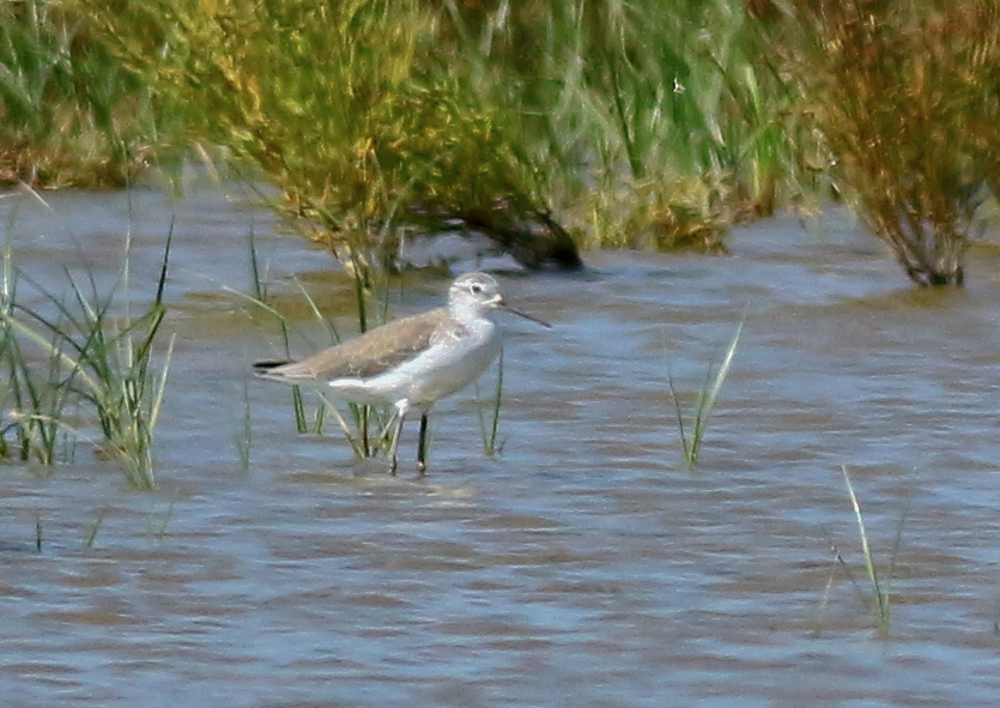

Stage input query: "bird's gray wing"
[{"left": 260, "top": 309, "right": 448, "bottom": 382}]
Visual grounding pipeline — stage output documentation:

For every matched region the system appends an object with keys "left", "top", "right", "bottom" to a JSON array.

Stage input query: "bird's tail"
[{"left": 252, "top": 360, "right": 289, "bottom": 376}]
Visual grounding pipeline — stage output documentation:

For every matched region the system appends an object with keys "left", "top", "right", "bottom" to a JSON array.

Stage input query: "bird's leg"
[
  {"left": 416, "top": 410, "right": 430, "bottom": 475},
  {"left": 386, "top": 400, "right": 409, "bottom": 476}
]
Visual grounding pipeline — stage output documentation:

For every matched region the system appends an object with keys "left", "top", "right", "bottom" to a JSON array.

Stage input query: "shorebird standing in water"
[{"left": 254, "top": 272, "right": 550, "bottom": 474}]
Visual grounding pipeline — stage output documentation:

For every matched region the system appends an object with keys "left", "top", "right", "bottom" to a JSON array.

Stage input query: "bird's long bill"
[{"left": 500, "top": 301, "right": 552, "bottom": 328}]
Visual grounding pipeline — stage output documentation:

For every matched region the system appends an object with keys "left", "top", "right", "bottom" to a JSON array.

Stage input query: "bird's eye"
[{"left": 471, "top": 284, "right": 483, "bottom": 294}]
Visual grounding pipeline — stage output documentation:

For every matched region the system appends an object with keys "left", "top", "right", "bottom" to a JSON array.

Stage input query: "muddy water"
[{"left": 3, "top": 186, "right": 1000, "bottom": 707}]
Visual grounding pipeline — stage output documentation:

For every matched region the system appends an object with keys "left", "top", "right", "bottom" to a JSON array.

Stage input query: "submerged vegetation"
[{"left": 2, "top": 0, "right": 999, "bottom": 284}]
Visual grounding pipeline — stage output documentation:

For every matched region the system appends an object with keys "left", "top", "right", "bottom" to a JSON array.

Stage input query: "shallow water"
[{"left": 3, "top": 185, "right": 1000, "bottom": 707}]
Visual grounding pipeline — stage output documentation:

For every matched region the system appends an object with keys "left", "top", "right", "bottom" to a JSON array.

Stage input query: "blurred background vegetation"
[{"left": 1, "top": 0, "right": 998, "bottom": 285}]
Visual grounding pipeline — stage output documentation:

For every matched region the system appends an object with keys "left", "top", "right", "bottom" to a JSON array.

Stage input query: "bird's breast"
[{"left": 387, "top": 320, "right": 500, "bottom": 405}]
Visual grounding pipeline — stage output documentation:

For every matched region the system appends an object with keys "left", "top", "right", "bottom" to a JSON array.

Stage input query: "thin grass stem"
[
  {"left": 476, "top": 345, "right": 505, "bottom": 457},
  {"left": 841, "top": 465, "right": 891, "bottom": 636},
  {"left": 669, "top": 314, "right": 744, "bottom": 469}
]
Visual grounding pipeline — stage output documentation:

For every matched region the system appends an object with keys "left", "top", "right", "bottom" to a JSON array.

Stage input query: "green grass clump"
[
  {"left": 0, "top": 1, "right": 165, "bottom": 187},
  {"left": 0, "top": 208, "right": 174, "bottom": 488},
  {"left": 443, "top": 0, "right": 804, "bottom": 249},
  {"left": 0, "top": 226, "right": 76, "bottom": 464}
]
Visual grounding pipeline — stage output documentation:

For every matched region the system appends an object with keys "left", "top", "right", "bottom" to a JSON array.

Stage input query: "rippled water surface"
[{"left": 3, "top": 186, "right": 1000, "bottom": 707}]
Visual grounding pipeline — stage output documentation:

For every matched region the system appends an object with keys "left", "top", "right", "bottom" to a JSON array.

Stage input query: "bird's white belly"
[{"left": 327, "top": 323, "right": 501, "bottom": 407}]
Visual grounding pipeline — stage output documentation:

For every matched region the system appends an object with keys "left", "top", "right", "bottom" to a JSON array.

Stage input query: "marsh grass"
[
  {"left": 778, "top": 0, "right": 1000, "bottom": 286},
  {"left": 449, "top": 0, "right": 801, "bottom": 249},
  {"left": 475, "top": 346, "right": 505, "bottom": 458},
  {"left": 668, "top": 316, "right": 743, "bottom": 470},
  {"left": 27, "top": 0, "right": 1000, "bottom": 285},
  {"left": 8, "top": 0, "right": 857, "bottom": 267},
  {"left": 0, "top": 0, "right": 162, "bottom": 187},
  {"left": 231, "top": 272, "right": 334, "bottom": 440},
  {"left": 76, "top": 0, "right": 811, "bottom": 264},
  {"left": 0, "top": 291, "right": 78, "bottom": 464},
  {"left": 86, "top": 0, "right": 577, "bottom": 270},
  {"left": 825, "top": 465, "right": 908, "bottom": 637},
  {"left": 0, "top": 212, "right": 79, "bottom": 464},
  {"left": 243, "top": 227, "right": 313, "bottom": 435},
  {"left": 0, "top": 210, "right": 174, "bottom": 488},
  {"left": 46, "top": 231, "right": 171, "bottom": 488},
  {"left": 0, "top": 370, "right": 77, "bottom": 465},
  {"left": 83, "top": 506, "right": 107, "bottom": 549}
]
